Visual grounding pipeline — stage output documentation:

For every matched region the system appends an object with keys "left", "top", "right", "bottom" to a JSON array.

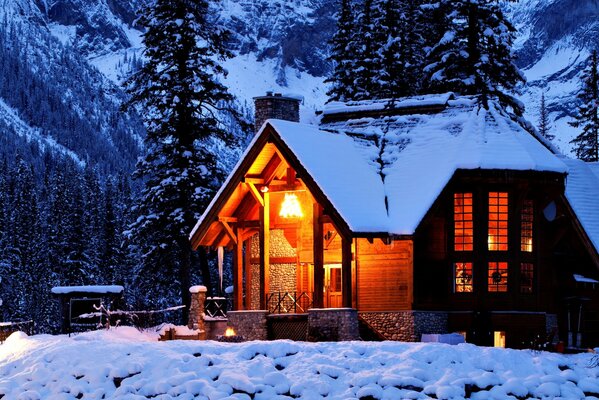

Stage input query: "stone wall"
[
  {"left": 188, "top": 286, "right": 207, "bottom": 337},
  {"left": 253, "top": 93, "right": 300, "bottom": 133},
  {"left": 359, "top": 311, "right": 448, "bottom": 342},
  {"left": 227, "top": 311, "right": 268, "bottom": 340},
  {"left": 307, "top": 308, "right": 360, "bottom": 341},
  {"left": 249, "top": 230, "right": 297, "bottom": 310}
]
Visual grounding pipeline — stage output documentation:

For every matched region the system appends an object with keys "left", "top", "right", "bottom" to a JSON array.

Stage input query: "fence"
[
  {"left": 204, "top": 297, "right": 231, "bottom": 318},
  {"left": 266, "top": 292, "right": 313, "bottom": 314}
]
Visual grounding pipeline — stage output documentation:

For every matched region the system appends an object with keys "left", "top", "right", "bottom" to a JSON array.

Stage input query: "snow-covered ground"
[{"left": 1, "top": 329, "right": 598, "bottom": 399}]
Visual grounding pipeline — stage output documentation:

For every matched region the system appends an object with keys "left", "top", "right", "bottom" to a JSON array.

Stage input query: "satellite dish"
[{"left": 544, "top": 201, "right": 557, "bottom": 221}]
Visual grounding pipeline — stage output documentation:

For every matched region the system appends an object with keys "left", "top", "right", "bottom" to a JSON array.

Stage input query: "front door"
[{"left": 325, "top": 264, "right": 342, "bottom": 308}]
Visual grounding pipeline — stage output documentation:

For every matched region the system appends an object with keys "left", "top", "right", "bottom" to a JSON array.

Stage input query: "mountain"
[{"left": 2, "top": 0, "right": 597, "bottom": 168}]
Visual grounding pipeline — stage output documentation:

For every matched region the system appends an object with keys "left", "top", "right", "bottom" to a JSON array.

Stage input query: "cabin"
[{"left": 190, "top": 92, "right": 599, "bottom": 348}]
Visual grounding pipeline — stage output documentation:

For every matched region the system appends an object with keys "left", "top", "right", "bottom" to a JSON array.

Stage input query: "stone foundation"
[
  {"left": 307, "top": 308, "right": 360, "bottom": 341},
  {"left": 227, "top": 310, "right": 268, "bottom": 340},
  {"left": 359, "top": 311, "right": 448, "bottom": 341},
  {"left": 204, "top": 319, "right": 228, "bottom": 340}
]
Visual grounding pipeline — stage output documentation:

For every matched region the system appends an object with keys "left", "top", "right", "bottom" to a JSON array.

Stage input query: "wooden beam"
[
  {"left": 286, "top": 167, "right": 296, "bottom": 186},
  {"left": 341, "top": 233, "right": 353, "bottom": 308},
  {"left": 250, "top": 256, "right": 297, "bottom": 264},
  {"left": 233, "top": 227, "right": 243, "bottom": 311},
  {"left": 259, "top": 191, "right": 270, "bottom": 310},
  {"left": 244, "top": 238, "right": 252, "bottom": 310},
  {"left": 261, "top": 154, "right": 283, "bottom": 185},
  {"left": 247, "top": 182, "right": 264, "bottom": 207},
  {"left": 220, "top": 220, "right": 238, "bottom": 245},
  {"left": 313, "top": 203, "right": 324, "bottom": 309},
  {"left": 218, "top": 216, "right": 238, "bottom": 223}
]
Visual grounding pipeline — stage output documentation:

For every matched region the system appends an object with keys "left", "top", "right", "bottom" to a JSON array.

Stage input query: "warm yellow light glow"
[
  {"left": 224, "top": 327, "right": 236, "bottom": 337},
  {"left": 279, "top": 193, "right": 303, "bottom": 218}
]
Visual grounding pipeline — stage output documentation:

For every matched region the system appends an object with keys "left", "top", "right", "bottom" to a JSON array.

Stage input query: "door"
[{"left": 325, "top": 264, "right": 342, "bottom": 308}]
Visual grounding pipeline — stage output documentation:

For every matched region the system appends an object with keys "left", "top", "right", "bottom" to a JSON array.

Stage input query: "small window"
[
  {"left": 494, "top": 331, "right": 506, "bottom": 347},
  {"left": 521, "top": 200, "right": 534, "bottom": 252},
  {"left": 454, "top": 193, "right": 473, "bottom": 251},
  {"left": 488, "top": 192, "right": 509, "bottom": 251},
  {"left": 454, "top": 262, "right": 473, "bottom": 293},
  {"left": 488, "top": 262, "right": 508, "bottom": 292},
  {"left": 520, "top": 263, "right": 534, "bottom": 293}
]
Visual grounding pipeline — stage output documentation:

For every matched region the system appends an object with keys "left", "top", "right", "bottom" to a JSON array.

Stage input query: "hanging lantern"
[{"left": 279, "top": 193, "right": 303, "bottom": 219}]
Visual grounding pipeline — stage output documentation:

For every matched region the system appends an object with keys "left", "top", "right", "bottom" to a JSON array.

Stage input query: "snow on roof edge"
[{"left": 51, "top": 285, "right": 124, "bottom": 294}]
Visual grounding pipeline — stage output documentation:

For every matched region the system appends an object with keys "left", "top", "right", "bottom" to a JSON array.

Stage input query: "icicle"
[{"left": 218, "top": 246, "right": 224, "bottom": 295}]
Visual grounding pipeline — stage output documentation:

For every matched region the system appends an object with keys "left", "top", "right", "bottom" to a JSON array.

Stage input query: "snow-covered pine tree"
[
  {"left": 538, "top": 92, "right": 554, "bottom": 141},
  {"left": 375, "top": 0, "right": 402, "bottom": 99},
  {"left": 353, "top": 0, "right": 386, "bottom": 100},
  {"left": 326, "top": 0, "right": 358, "bottom": 102},
  {"left": 124, "top": 0, "right": 235, "bottom": 314},
  {"left": 424, "top": 0, "right": 524, "bottom": 115},
  {"left": 569, "top": 50, "right": 599, "bottom": 162}
]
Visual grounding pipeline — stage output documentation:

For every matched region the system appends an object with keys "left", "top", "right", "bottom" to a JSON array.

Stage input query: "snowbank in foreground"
[{"left": 0, "top": 328, "right": 597, "bottom": 399}]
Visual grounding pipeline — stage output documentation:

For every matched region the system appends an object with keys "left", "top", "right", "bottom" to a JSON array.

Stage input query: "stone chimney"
[{"left": 253, "top": 92, "right": 301, "bottom": 133}]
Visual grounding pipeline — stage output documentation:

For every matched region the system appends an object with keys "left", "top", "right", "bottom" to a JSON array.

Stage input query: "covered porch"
[{"left": 191, "top": 131, "right": 356, "bottom": 315}]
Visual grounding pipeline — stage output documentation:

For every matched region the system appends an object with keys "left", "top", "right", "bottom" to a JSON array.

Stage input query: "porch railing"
[
  {"left": 205, "top": 297, "right": 231, "bottom": 318},
  {"left": 266, "top": 291, "right": 313, "bottom": 314}
]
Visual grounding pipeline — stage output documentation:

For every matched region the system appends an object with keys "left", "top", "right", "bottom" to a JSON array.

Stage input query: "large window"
[
  {"left": 488, "top": 192, "right": 508, "bottom": 251},
  {"left": 488, "top": 262, "right": 508, "bottom": 292},
  {"left": 454, "top": 193, "right": 473, "bottom": 251},
  {"left": 454, "top": 262, "right": 473, "bottom": 292},
  {"left": 521, "top": 200, "right": 534, "bottom": 252},
  {"left": 520, "top": 263, "right": 534, "bottom": 293}
]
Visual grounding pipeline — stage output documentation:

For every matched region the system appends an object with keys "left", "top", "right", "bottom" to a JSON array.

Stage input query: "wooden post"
[
  {"left": 259, "top": 191, "right": 270, "bottom": 310},
  {"left": 244, "top": 238, "right": 252, "bottom": 310},
  {"left": 341, "top": 233, "right": 353, "bottom": 308},
  {"left": 233, "top": 227, "right": 243, "bottom": 310},
  {"left": 313, "top": 203, "right": 324, "bottom": 308}
]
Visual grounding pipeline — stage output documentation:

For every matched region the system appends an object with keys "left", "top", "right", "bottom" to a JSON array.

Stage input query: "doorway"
[{"left": 325, "top": 264, "right": 342, "bottom": 308}]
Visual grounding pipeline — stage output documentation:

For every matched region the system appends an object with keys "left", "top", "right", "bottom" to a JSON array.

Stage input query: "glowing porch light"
[
  {"left": 224, "top": 327, "right": 236, "bottom": 337},
  {"left": 279, "top": 193, "right": 303, "bottom": 219}
]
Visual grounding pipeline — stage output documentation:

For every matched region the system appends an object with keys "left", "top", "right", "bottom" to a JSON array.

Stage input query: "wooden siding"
[{"left": 356, "top": 238, "right": 413, "bottom": 311}]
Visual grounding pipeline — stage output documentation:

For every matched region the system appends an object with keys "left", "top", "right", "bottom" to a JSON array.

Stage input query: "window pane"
[
  {"left": 454, "top": 193, "right": 473, "bottom": 251},
  {"left": 488, "top": 262, "right": 508, "bottom": 292},
  {"left": 520, "top": 263, "right": 534, "bottom": 293},
  {"left": 488, "top": 192, "right": 508, "bottom": 251},
  {"left": 521, "top": 200, "right": 534, "bottom": 252},
  {"left": 454, "top": 262, "right": 473, "bottom": 293}
]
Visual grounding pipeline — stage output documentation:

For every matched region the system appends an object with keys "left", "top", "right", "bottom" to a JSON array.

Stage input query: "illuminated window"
[
  {"left": 494, "top": 331, "right": 506, "bottom": 347},
  {"left": 454, "top": 262, "right": 473, "bottom": 292},
  {"left": 454, "top": 193, "right": 473, "bottom": 251},
  {"left": 488, "top": 192, "right": 508, "bottom": 251},
  {"left": 488, "top": 262, "right": 508, "bottom": 292},
  {"left": 521, "top": 200, "right": 533, "bottom": 252},
  {"left": 520, "top": 263, "right": 534, "bottom": 293}
]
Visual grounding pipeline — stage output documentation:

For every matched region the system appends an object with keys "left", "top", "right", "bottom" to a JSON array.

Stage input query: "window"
[
  {"left": 488, "top": 262, "right": 508, "bottom": 292},
  {"left": 520, "top": 263, "right": 534, "bottom": 293},
  {"left": 488, "top": 192, "right": 508, "bottom": 251},
  {"left": 454, "top": 262, "right": 473, "bottom": 292},
  {"left": 494, "top": 331, "right": 506, "bottom": 347},
  {"left": 521, "top": 200, "right": 534, "bottom": 252},
  {"left": 454, "top": 193, "right": 473, "bottom": 251}
]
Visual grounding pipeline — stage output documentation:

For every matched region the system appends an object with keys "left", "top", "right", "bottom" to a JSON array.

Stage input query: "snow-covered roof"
[
  {"left": 51, "top": 285, "right": 124, "bottom": 295},
  {"left": 191, "top": 95, "right": 573, "bottom": 241},
  {"left": 563, "top": 158, "right": 599, "bottom": 253},
  {"left": 573, "top": 274, "right": 599, "bottom": 284},
  {"left": 280, "top": 97, "right": 566, "bottom": 235}
]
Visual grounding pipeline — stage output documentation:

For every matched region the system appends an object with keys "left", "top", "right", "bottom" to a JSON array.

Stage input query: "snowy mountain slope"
[{"left": 0, "top": 0, "right": 144, "bottom": 174}]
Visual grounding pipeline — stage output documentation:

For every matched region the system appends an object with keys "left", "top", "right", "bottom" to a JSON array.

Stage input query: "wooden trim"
[
  {"left": 220, "top": 221, "right": 237, "bottom": 245},
  {"left": 247, "top": 182, "right": 264, "bottom": 207},
  {"left": 313, "top": 203, "right": 324, "bottom": 308},
  {"left": 233, "top": 228, "right": 243, "bottom": 311},
  {"left": 250, "top": 257, "right": 297, "bottom": 264},
  {"left": 244, "top": 238, "right": 252, "bottom": 310},
  {"left": 259, "top": 191, "right": 270, "bottom": 309},
  {"left": 341, "top": 233, "right": 352, "bottom": 308}
]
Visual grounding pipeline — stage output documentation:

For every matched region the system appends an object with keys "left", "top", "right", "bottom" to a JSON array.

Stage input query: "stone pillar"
[
  {"left": 227, "top": 310, "right": 269, "bottom": 340},
  {"left": 188, "top": 285, "right": 207, "bottom": 333},
  {"left": 307, "top": 308, "right": 359, "bottom": 341},
  {"left": 253, "top": 92, "right": 301, "bottom": 133}
]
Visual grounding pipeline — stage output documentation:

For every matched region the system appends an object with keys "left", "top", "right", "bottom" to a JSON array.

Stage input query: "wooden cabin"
[{"left": 190, "top": 93, "right": 599, "bottom": 348}]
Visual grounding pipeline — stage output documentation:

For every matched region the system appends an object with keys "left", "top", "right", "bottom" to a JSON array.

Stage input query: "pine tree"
[
  {"left": 538, "top": 92, "right": 554, "bottom": 141},
  {"left": 569, "top": 50, "right": 599, "bottom": 162},
  {"left": 353, "top": 0, "right": 386, "bottom": 100},
  {"left": 424, "top": 0, "right": 524, "bottom": 115},
  {"left": 326, "top": 0, "right": 358, "bottom": 102},
  {"left": 124, "top": 0, "right": 235, "bottom": 313}
]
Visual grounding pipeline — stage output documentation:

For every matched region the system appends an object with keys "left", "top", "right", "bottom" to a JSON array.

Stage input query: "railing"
[
  {"left": 266, "top": 291, "right": 313, "bottom": 314},
  {"left": 205, "top": 297, "right": 231, "bottom": 318}
]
